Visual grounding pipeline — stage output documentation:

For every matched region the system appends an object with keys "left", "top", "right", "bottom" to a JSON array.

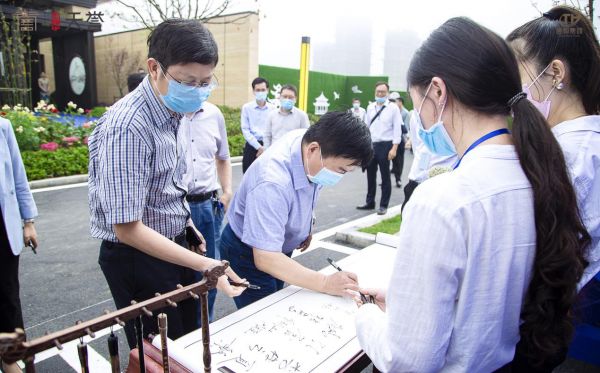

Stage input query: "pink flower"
[
  {"left": 82, "top": 121, "right": 91, "bottom": 128},
  {"left": 83, "top": 136, "right": 89, "bottom": 145},
  {"left": 62, "top": 136, "right": 80, "bottom": 143},
  {"left": 40, "top": 142, "right": 59, "bottom": 151}
]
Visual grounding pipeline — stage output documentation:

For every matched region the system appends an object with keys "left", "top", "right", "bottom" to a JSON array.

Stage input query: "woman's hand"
[
  {"left": 23, "top": 222, "right": 38, "bottom": 250},
  {"left": 215, "top": 263, "right": 247, "bottom": 297},
  {"left": 353, "top": 287, "right": 387, "bottom": 312}
]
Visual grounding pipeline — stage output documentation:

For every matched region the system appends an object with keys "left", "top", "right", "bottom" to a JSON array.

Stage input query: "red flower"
[
  {"left": 85, "top": 109, "right": 91, "bottom": 114},
  {"left": 51, "top": 108, "right": 59, "bottom": 113},
  {"left": 40, "top": 142, "right": 59, "bottom": 151},
  {"left": 0, "top": 112, "right": 6, "bottom": 116}
]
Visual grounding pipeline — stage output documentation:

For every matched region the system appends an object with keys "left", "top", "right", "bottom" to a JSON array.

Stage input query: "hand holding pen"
[{"left": 324, "top": 258, "right": 359, "bottom": 297}]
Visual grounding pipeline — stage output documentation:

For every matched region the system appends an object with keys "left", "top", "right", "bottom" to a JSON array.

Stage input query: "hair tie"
[{"left": 507, "top": 92, "right": 527, "bottom": 107}]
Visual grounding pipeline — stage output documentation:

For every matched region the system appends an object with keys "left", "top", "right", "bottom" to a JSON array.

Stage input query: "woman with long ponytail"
[
  {"left": 354, "top": 17, "right": 589, "bottom": 372},
  {"left": 506, "top": 6, "right": 600, "bottom": 372}
]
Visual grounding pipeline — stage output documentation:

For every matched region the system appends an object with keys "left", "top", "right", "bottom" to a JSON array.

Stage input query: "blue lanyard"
[{"left": 453, "top": 128, "right": 510, "bottom": 169}]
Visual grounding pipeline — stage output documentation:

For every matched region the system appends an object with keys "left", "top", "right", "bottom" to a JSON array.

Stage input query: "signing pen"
[
  {"left": 27, "top": 242, "right": 37, "bottom": 255},
  {"left": 327, "top": 257, "right": 342, "bottom": 272},
  {"left": 228, "top": 280, "right": 261, "bottom": 290}
]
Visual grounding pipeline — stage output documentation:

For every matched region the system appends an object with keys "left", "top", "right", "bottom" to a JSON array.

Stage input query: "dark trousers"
[
  {"left": 391, "top": 139, "right": 405, "bottom": 183},
  {"left": 0, "top": 210, "right": 24, "bottom": 335},
  {"left": 220, "top": 224, "right": 292, "bottom": 309},
  {"left": 242, "top": 140, "right": 263, "bottom": 174},
  {"left": 401, "top": 179, "right": 420, "bottom": 212},
  {"left": 366, "top": 141, "right": 393, "bottom": 208},
  {"left": 98, "top": 235, "right": 199, "bottom": 349}
]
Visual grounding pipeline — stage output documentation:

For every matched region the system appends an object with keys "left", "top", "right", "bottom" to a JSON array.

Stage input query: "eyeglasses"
[{"left": 158, "top": 62, "right": 218, "bottom": 90}]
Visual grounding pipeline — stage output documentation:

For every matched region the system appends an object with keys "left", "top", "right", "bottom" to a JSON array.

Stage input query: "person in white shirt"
[
  {"left": 350, "top": 98, "right": 366, "bottom": 123},
  {"left": 241, "top": 77, "right": 275, "bottom": 173},
  {"left": 264, "top": 84, "right": 310, "bottom": 148},
  {"left": 507, "top": 6, "right": 600, "bottom": 372},
  {"left": 354, "top": 17, "right": 589, "bottom": 373},
  {"left": 356, "top": 82, "right": 403, "bottom": 215},
  {"left": 180, "top": 101, "right": 233, "bottom": 322}
]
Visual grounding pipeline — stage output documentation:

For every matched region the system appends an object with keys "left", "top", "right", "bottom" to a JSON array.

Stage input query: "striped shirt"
[{"left": 88, "top": 76, "right": 190, "bottom": 242}]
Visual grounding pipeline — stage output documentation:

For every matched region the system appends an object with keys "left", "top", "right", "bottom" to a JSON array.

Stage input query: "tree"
[
  {"left": 0, "top": 11, "right": 32, "bottom": 107},
  {"left": 110, "top": 0, "right": 254, "bottom": 30},
  {"left": 107, "top": 48, "right": 141, "bottom": 98}
]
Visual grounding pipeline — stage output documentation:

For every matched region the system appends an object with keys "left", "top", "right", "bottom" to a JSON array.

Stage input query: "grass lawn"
[{"left": 359, "top": 214, "right": 402, "bottom": 235}]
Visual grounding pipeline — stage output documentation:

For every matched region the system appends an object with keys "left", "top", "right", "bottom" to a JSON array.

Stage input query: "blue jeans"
[
  {"left": 189, "top": 198, "right": 224, "bottom": 323},
  {"left": 220, "top": 224, "right": 292, "bottom": 309}
]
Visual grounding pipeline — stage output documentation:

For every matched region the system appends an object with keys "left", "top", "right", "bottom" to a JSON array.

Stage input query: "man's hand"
[
  {"left": 23, "top": 222, "right": 38, "bottom": 250},
  {"left": 186, "top": 225, "right": 206, "bottom": 254},
  {"left": 387, "top": 148, "right": 397, "bottom": 161},
  {"left": 405, "top": 139, "right": 412, "bottom": 150},
  {"left": 256, "top": 146, "right": 265, "bottom": 157},
  {"left": 220, "top": 191, "right": 232, "bottom": 212},
  {"left": 296, "top": 234, "right": 312, "bottom": 252},
  {"left": 322, "top": 271, "right": 359, "bottom": 297}
]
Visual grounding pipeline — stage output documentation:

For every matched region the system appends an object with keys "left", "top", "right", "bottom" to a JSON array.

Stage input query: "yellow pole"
[{"left": 299, "top": 36, "right": 310, "bottom": 112}]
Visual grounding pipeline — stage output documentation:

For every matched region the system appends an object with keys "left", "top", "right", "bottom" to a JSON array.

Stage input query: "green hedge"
[{"left": 22, "top": 147, "right": 89, "bottom": 181}]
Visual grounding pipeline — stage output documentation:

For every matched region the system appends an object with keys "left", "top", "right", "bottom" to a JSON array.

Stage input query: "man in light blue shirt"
[
  {"left": 241, "top": 77, "right": 275, "bottom": 173},
  {"left": 221, "top": 111, "right": 374, "bottom": 308}
]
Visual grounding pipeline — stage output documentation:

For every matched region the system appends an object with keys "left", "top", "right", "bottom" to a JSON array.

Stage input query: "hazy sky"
[{"left": 97, "top": 0, "right": 598, "bottom": 89}]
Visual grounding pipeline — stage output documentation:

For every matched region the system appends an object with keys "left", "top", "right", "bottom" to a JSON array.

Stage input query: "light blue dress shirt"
[
  {"left": 226, "top": 129, "right": 320, "bottom": 254},
  {"left": 241, "top": 100, "right": 275, "bottom": 150},
  {"left": 0, "top": 118, "right": 38, "bottom": 255}
]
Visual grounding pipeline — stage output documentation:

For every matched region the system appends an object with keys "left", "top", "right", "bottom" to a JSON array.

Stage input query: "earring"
[{"left": 556, "top": 82, "right": 564, "bottom": 90}]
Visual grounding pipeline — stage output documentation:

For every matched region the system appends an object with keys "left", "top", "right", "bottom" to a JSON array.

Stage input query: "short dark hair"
[
  {"left": 252, "top": 77, "right": 269, "bottom": 89},
  {"left": 374, "top": 81, "right": 389, "bottom": 90},
  {"left": 352, "top": 97, "right": 360, "bottom": 101},
  {"left": 127, "top": 72, "right": 146, "bottom": 92},
  {"left": 397, "top": 96, "right": 404, "bottom": 104},
  {"left": 280, "top": 84, "right": 298, "bottom": 97},
  {"left": 148, "top": 19, "right": 219, "bottom": 70},
  {"left": 303, "top": 111, "right": 373, "bottom": 168}
]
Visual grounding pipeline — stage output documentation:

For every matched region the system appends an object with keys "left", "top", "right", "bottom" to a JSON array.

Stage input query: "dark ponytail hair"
[
  {"left": 507, "top": 6, "right": 600, "bottom": 115},
  {"left": 407, "top": 17, "right": 590, "bottom": 366}
]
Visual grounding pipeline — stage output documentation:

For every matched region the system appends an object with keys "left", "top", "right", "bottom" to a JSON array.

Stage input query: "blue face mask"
[
  {"left": 306, "top": 148, "right": 344, "bottom": 187},
  {"left": 375, "top": 96, "right": 387, "bottom": 104},
  {"left": 158, "top": 67, "right": 212, "bottom": 113},
  {"left": 415, "top": 83, "right": 456, "bottom": 156},
  {"left": 255, "top": 91, "right": 268, "bottom": 101},
  {"left": 281, "top": 98, "right": 295, "bottom": 111}
]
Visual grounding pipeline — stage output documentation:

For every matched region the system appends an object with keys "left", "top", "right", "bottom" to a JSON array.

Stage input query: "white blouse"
[
  {"left": 356, "top": 145, "right": 536, "bottom": 372},
  {"left": 552, "top": 115, "right": 600, "bottom": 288}
]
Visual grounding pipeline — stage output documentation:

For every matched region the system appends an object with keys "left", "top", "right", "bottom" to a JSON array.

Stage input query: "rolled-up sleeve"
[
  {"left": 241, "top": 182, "right": 290, "bottom": 252},
  {"left": 99, "top": 125, "right": 152, "bottom": 225},
  {"left": 355, "top": 198, "right": 465, "bottom": 372},
  {"left": 216, "top": 111, "right": 230, "bottom": 160}
]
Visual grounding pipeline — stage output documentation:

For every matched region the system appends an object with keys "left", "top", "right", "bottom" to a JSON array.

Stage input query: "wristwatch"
[{"left": 23, "top": 218, "right": 35, "bottom": 224}]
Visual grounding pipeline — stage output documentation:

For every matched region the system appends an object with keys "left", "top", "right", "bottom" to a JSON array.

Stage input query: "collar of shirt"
[
  {"left": 278, "top": 107, "right": 295, "bottom": 116},
  {"left": 290, "top": 135, "right": 311, "bottom": 191},
  {"left": 254, "top": 101, "right": 272, "bottom": 110},
  {"left": 551, "top": 115, "right": 600, "bottom": 137},
  {"left": 139, "top": 76, "right": 183, "bottom": 127}
]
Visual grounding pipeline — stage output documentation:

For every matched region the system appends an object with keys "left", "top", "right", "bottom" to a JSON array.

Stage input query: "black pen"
[
  {"left": 327, "top": 257, "right": 342, "bottom": 272},
  {"left": 228, "top": 280, "right": 261, "bottom": 290},
  {"left": 27, "top": 242, "right": 37, "bottom": 255}
]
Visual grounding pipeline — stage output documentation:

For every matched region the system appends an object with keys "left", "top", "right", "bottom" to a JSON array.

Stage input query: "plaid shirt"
[{"left": 88, "top": 76, "right": 189, "bottom": 242}]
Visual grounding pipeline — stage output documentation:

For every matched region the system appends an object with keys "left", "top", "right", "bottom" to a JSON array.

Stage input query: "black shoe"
[
  {"left": 356, "top": 203, "right": 375, "bottom": 210},
  {"left": 377, "top": 207, "right": 388, "bottom": 215},
  {"left": 396, "top": 181, "right": 402, "bottom": 188}
]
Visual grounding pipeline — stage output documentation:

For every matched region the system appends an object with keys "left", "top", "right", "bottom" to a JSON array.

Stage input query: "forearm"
[
  {"left": 391, "top": 144, "right": 399, "bottom": 152},
  {"left": 114, "top": 221, "right": 216, "bottom": 271},
  {"left": 254, "top": 249, "right": 326, "bottom": 292},
  {"left": 216, "top": 159, "right": 232, "bottom": 194}
]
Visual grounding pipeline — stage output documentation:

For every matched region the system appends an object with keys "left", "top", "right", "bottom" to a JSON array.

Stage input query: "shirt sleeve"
[
  {"left": 264, "top": 112, "right": 273, "bottom": 148},
  {"left": 364, "top": 105, "right": 372, "bottom": 126},
  {"left": 392, "top": 105, "right": 403, "bottom": 144},
  {"left": 216, "top": 110, "right": 230, "bottom": 160},
  {"left": 355, "top": 195, "right": 465, "bottom": 372},
  {"left": 241, "top": 182, "right": 290, "bottom": 252},
  {"left": 98, "top": 124, "right": 152, "bottom": 225},
  {"left": 5, "top": 120, "right": 37, "bottom": 219},
  {"left": 241, "top": 104, "right": 261, "bottom": 150}
]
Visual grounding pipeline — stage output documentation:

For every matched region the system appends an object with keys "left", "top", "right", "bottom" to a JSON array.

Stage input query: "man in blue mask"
[
  {"left": 221, "top": 111, "right": 374, "bottom": 309},
  {"left": 88, "top": 19, "right": 245, "bottom": 349}
]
